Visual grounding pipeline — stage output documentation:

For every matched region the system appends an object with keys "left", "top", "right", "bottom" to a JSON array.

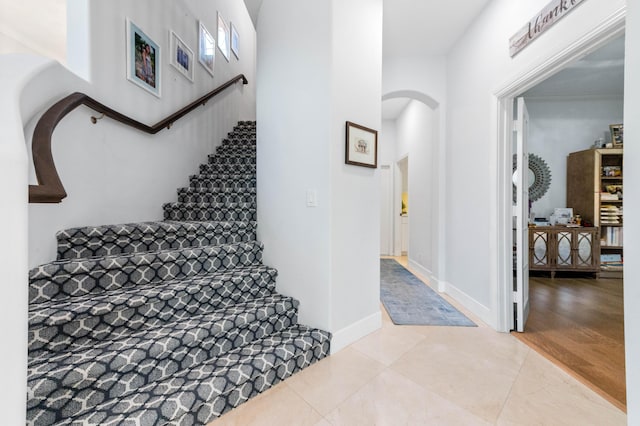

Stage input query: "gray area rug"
[{"left": 380, "top": 259, "right": 476, "bottom": 326}]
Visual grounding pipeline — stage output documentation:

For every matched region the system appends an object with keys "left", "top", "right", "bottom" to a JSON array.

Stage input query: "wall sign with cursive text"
[{"left": 509, "top": 0, "right": 587, "bottom": 57}]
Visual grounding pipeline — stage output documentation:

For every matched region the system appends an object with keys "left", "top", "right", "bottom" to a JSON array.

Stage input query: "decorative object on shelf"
[
  {"left": 126, "top": 19, "right": 161, "bottom": 97},
  {"left": 512, "top": 153, "right": 552, "bottom": 202},
  {"left": 231, "top": 23, "right": 239, "bottom": 59},
  {"left": 610, "top": 123, "right": 623, "bottom": 147},
  {"left": 169, "top": 30, "right": 194, "bottom": 82},
  {"left": 198, "top": 21, "right": 215, "bottom": 76},
  {"left": 345, "top": 121, "right": 378, "bottom": 168},
  {"left": 217, "top": 12, "right": 230, "bottom": 62}
]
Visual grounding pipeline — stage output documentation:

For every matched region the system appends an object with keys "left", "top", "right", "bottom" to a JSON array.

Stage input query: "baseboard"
[
  {"left": 408, "top": 259, "right": 446, "bottom": 292},
  {"left": 442, "top": 281, "right": 493, "bottom": 327},
  {"left": 330, "top": 311, "right": 381, "bottom": 354}
]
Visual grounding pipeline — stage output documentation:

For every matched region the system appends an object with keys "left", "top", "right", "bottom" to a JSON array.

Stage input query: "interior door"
[{"left": 514, "top": 97, "right": 530, "bottom": 332}]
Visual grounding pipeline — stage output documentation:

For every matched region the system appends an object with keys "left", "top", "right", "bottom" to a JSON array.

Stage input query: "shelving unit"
[{"left": 567, "top": 148, "right": 623, "bottom": 275}]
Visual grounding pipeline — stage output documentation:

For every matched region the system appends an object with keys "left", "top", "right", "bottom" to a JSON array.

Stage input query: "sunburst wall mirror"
[{"left": 512, "top": 153, "right": 552, "bottom": 202}]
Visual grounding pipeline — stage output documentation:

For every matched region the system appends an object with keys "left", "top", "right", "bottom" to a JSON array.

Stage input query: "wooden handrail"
[{"left": 29, "top": 74, "right": 248, "bottom": 203}]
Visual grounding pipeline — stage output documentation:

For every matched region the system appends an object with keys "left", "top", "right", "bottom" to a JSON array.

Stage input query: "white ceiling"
[
  {"left": 242, "top": 0, "right": 492, "bottom": 58},
  {"left": 382, "top": 0, "right": 492, "bottom": 58},
  {"left": 524, "top": 35, "right": 625, "bottom": 98}
]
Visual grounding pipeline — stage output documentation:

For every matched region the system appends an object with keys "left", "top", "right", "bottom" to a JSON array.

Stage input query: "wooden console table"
[{"left": 528, "top": 226, "right": 600, "bottom": 278}]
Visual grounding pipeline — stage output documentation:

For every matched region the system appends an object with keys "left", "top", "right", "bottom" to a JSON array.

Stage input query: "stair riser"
[
  {"left": 198, "top": 164, "right": 256, "bottom": 174},
  {"left": 164, "top": 209, "right": 256, "bottom": 222},
  {"left": 28, "top": 308, "right": 299, "bottom": 422},
  {"left": 177, "top": 192, "right": 256, "bottom": 204},
  {"left": 215, "top": 147, "right": 256, "bottom": 156},
  {"left": 29, "top": 269, "right": 277, "bottom": 354},
  {"left": 189, "top": 176, "right": 256, "bottom": 187},
  {"left": 189, "top": 182, "right": 256, "bottom": 191},
  {"left": 208, "top": 157, "right": 256, "bottom": 165},
  {"left": 30, "top": 242, "right": 263, "bottom": 304},
  {"left": 57, "top": 225, "right": 256, "bottom": 260},
  {"left": 37, "top": 329, "right": 329, "bottom": 426}
]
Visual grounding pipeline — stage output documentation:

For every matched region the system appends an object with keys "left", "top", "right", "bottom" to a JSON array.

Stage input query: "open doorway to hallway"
[
  {"left": 509, "top": 34, "right": 626, "bottom": 411},
  {"left": 379, "top": 93, "right": 441, "bottom": 285}
]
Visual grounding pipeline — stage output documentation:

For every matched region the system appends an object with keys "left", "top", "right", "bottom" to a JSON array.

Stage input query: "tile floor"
[{"left": 209, "top": 259, "right": 627, "bottom": 426}]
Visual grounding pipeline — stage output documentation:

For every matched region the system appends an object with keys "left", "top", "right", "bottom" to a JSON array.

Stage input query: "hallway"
[{"left": 209, "top": 261, "right": 625, "bottom": 425}]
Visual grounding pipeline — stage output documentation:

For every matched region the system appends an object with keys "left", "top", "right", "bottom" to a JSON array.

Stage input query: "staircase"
[{"left": 27, "top": 121, "right": 331, "bottom": 425}]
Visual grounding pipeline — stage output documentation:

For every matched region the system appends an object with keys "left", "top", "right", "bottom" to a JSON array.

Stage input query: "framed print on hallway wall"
[
  {"left": 231, "top": 22, "right": 239, "bottom": 59},
  {"left": 169, "top": 30, "right": 194, "bottom": 82},
  {"left": 126, "top": 19, "right": 161, "bottom": 97},
  {"left": 345, "top": 121, "right": 378, "bottom": 168},
  {"left": 198, "top": 21, "right": 215, "bottom": 76},
  {"left": 217, "top": 12, "right": 230, "bottom": 62}
]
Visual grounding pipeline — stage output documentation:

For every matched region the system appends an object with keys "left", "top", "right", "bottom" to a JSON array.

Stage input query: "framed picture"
[
  {"left": 231, "top": 23, "right": 239, "bottom": 59},
  {"left": 126, "top": 19, "right": 161, "bottom": 97},
  {"left": 217, "top": 12, "right": 230, "bottom": 62},
  {"left": 345, "top": 121, "right": 378, "bottom": 168},
  {"left": 169, "top": 30, "right": 194, "bottom": 82},
  {"left": 610, "top": 124, "right": 623, "bottom": 147},
  {"left": 198, "top": 21, "right": 215, "bottom": 76}
]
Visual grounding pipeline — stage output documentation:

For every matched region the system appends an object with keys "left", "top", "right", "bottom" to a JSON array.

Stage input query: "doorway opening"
[
  {"left": 495, "top": 20, "right": 626, "bottom": 412},
  {"left": 379, "top": 91, "right": 444, "bottom": 288}
]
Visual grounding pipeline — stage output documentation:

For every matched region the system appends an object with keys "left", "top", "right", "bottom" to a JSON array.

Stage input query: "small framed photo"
[
  {"left": 126, "top": 19, "right": 161, "bottom": 97},
  {"left": 610, "top": 124, "right": 623, "bottom": 147},
  {"left": 217, "top": 12, "right": 230, "bottom": 62},
  {"left": 198, "top": 21, "right": 215, "bottom": 76},
  {"left": 231, "top": 23, "right": 239, "bottom": 59},
  {"left": 345, "top": 121, "right": 378, "bottom": 168},
  {"left": 169, "top": 30, "right": 194, "bottom": 82}
]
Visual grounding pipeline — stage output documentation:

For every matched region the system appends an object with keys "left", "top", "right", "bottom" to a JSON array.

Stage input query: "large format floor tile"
[{"left": 209, "top": 257, "right": 626, "bottom": 425}]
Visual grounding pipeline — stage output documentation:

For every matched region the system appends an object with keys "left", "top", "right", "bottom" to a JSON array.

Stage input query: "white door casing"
[{"left": 514, "top": 97, "right": 530, "bottom": 332}]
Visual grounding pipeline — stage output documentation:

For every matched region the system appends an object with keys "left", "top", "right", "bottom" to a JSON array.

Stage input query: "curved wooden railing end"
[{"left": 29, "top": 74, "right": 248, "bottom": 203}]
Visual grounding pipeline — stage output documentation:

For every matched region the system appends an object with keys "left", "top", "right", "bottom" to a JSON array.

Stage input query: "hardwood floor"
[{"left": 512, "top": 273, "right": 626, "bottom": 411}]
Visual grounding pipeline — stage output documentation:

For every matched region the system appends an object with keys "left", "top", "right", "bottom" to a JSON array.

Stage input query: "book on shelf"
[
  {"left": 601, "top": 226, "right": 623, "bottom": 247},
  {"left": 600, "top": 193, "right": 619, "bottom": 201}
]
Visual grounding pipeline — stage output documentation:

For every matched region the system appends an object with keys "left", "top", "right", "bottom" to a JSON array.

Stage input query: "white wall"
[
  {"left": 257, "top": 0, "right": 382, "bottom": 352},
  {"left": 256, "top": 0, "right": 332, "bottom": 332},
  {"left": 0, "top": 53, "right": 54, "bottom": 426},
  {"left": 380, "top": 120, "right": 397, "bottom": 255},
  {"left": 624, "top": 0, "right": 640, "bottom": 421},
  {"left": 330, "top": 0, "right": 382, "bottom": 338},
  {"left": 445, "top": 0, "right": 626, "bottom": 325},
  {"left": 395, "top": 100, "right": 436, "bottom": 274},
  {"left": 526, "top": 97, "right": 624, "bottom": 218},
  {"left": 27, "top": 0, "right": 257, "bottom": 267},
  {"left": 0, "top": 0, "right": 66, "bottom": 63}
]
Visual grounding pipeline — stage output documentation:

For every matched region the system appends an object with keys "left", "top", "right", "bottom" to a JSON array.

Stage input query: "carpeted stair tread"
[
  {"left": 29, "top": 265, "right": 278, "bottom": 354},
  {"left": 36, "top": 326, "right": 330, "bottom": 426},
  {"left": 29, "top": 241, "right": 264, "bottom": 304},
  {"left": 28, "top": 296, "right": 303, "bottom": 423},
  {"left": 163, "top": 202, "right": 256, "bottom": 222},
  {"left": 56, "top": 221, "right": 257, "bottom": 260}
]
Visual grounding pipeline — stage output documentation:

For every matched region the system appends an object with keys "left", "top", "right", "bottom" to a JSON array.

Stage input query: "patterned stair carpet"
[{"left": 27, "top": 121, "right": 331, "bottom": 425}]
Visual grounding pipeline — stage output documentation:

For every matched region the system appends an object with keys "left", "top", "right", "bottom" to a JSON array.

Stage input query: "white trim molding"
[
  {"left": 442, "top": 280, "right": 494, "bottom": 328},
  {"left": 330, "top": 311, "right": 381, "bottom": 354}
]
